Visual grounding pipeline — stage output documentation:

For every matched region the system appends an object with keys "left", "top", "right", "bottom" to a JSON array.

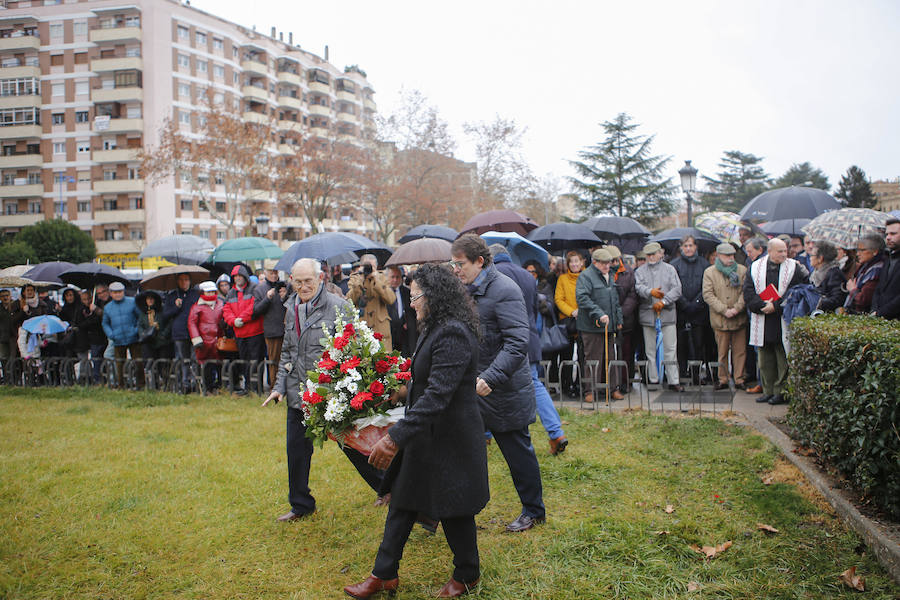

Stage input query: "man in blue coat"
[
  {"left": 101, "top": 282, "right": 144, "bottom": 389},
  {"left": 451, "top": 235, "right": 546, "bottom": 533}
]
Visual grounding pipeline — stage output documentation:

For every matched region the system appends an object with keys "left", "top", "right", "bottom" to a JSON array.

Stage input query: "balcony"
[
  {"left": 93, "top": 208, "right": 145, "bottom": 224},
  {"left": 336, "top": 90, "right": 356, "bottom": 103},
  {"left": 0, "top": 36, "right": 40, "bottom": 52},
  {"left": 242, "top": 111, "right": 270, "bottom": 125},
  {"left": 93, "top": 148, "right": 140, "bottom": 163},
  {"left": 240, "top": 59, "right": 268, "bottom": 76},
  {"left": 0, "top": 213, "right": 44, "bottom": 228},
  {"left": 280, "top": 216, "right": 306, "bottom": 227},
  {"left": 241, "top": 85, "right": 269, "bottom": 103},
  {"left": 277, "top": 143, "right": 296, "bottom": 155},
  {"left": 308, "top": 81, "right": 330, "bottom": 94},
  {"left": 89, "top": 27, "right": 142, "bottom": 43},
  {"left": 337, "top": 112, "right": 358, "bottom": 124},
  {"left": 277, "top": 71, "right": 301, "bottom": 86},
  {"left": 309, "top": 104, "right": 330, "bottom": 117},
  {"left": 93, "top": 179, "right": 144, "bottom": 194},
  {"left": 246, "top": 189, "right": 272, "bottom": 201},
  {"left": 0, "top": 95, "right": 40, "bottom": 110},
  {"left": 277, "top": 120, "right": 302, "bottom": 133},
  {"left": 0, "top": 65, "right": 40, "bottom": 79},
  {"left": 0, "top": 125, "right": 42, "bottom": 140},
  {"left": 277, "top": 95, "right": 302, "bottom": 111},
  {"left": 0, "top": 153, "right": 42, "bottom": 169},
  {"left": 90, "top": 57, "right": 143, "bottom": 73},
  {"left": 0, "top": 183, "right": 43, "bottom": 198},
  {"left": 309, "top": 126, "right": 329, "bottom": 138},
  {"left": 92, "top": 87, "right": 143, "bottom": 103},
  {"left": 94, "top": 118, "right": 143, "bottom": 133},
  {"left": 364, "top": 98, "right": 376, "bottom": 111},
  {"left": 96, "top": 239, "right": 141, "bottom": 253}
]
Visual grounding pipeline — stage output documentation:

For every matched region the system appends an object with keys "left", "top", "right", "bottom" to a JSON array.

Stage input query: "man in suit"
[{"left": 386, "top": 266, "right": 417, "bottom": 358}]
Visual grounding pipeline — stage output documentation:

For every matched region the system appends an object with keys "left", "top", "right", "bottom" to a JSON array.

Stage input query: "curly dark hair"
[{"left": 411, "top": 263, "right": 481, "bottom": 340}]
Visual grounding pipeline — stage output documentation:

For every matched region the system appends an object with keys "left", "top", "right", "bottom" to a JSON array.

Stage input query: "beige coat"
[
  {"left": 702, "top": 263, "right": 748, "bottom": 331},
  {"left": 347, "top": 270, "right": 396, "bottom": 351}
]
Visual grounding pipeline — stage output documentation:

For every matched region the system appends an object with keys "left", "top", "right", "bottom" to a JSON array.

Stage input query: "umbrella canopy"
[
  {"left": 139, "top": 265, "right": 210, "bottom": 291},
  {"left": 274, "top": 232, "right": 392, "bottom": 272},
  {"left": 459, "top": 210, "right": 538, "bottom": 236},
  {"left": 480, "top": 231, "right": 549, "bottom": 269},
  {"left": 59, "top": 263, "right": 130, "bottom": 289},
  {"left": 22, "top": 315, "right": 69, "bottom": 335},
  {"left": 385, "top": 238, "right": 452, "bottom": 267},
  {"left": 739, "top": 186, "right": 841, "bottom": 222},
  {"left": 759, "top": 219, "right": 812, "bottom": 236},
  {"left": 694, "top": 212, "right": 764, "bottom": 245},
  {"left": 648, "top": 227, "right": 722, "bottom": 256},
  {"left": 397, "top": 224, "right": 458, "bottom": 244},
  {"left": 580, "top": 216, "right": 650, "bottom": 255},
  {"left": 200, "top": 260, "right": 253, "bottom": 281},
  {"left": 23, "top": 261, "right": 75, "bottom": 285},
  {"left": 209, "top": 237, "right": 283, "bottom": 263},
  {"left": 0, "top": 265, "right": 36, "bottom": 288},
  {"left": 655, "top": 316, "right": 664, "bottom": 384},
  {"left": 139, "top": 234, "right": 214, "bottom": 265},
  {"left": 526, "top": 222, "right": 603, "bottom": 252},
  {"left": 801, "top": 208, "right": 892, "bottom": 249},
  {"left": 888, "top": 210, "right": 900, "bottom": 219}
]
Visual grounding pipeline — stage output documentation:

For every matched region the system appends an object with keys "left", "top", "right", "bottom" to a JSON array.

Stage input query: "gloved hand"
[
  {"left": 191, "top": 336, "right": 203, "bottom": 349},
  {"left": 651, "top": 288, "right": 665, "bottom": 299},
  {"left": 653, "top": 301, "right": 665, "bottom": 313},
  {"left": 234, "top": 317, "right": 244, "bottom": 328}
]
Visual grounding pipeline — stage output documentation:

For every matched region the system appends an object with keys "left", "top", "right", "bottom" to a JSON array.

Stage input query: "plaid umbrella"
[
  {"left": 694, "top": 212, "right": 764, "bottom": 245},
  {"left": 801, "top": 208, "right": 891, "bottom": 248}
]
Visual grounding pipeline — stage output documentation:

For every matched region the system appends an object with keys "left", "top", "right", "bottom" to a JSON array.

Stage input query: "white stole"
[{"left": 748, "top": 257, "right": 796, "bottom": 352}]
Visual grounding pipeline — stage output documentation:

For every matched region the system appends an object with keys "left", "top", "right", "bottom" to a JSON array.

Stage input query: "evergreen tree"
[
  {"left": 834, "top": 165, "right": 876, "bottom": 208},
  {"left": 773, "top": 161, "right": 830, "bottom": 191},
  {"left": 567, "top": 113, "right": 677, "bottom": 225},
  {"left": 16, "top": 219, "right": 95, "bottom": 264},
  {"left": 700, "top": 150, "right": 770, "bottom": 213}
]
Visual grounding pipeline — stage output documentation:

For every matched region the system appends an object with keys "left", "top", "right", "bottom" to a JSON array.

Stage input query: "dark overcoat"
[{"left": 384, "top": 319, "right": 489, "bottom": 519}]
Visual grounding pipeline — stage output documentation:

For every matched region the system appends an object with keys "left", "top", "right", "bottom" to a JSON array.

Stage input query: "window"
[
  {"left": 114, "top": 71, "right": 140, "bottom": 88},
  {"left": 27, "top": 172, "right": 40, "bottom": 185},
  {"left": 50, "top": 54, "right": 64, "bottom": 67},
  {"left": 216, "top": 230, "right": 225, "bottom": 241},
  {"left": 103, "top": 199, "right": 117, "bottom": 210},
  {"left": 130, "top": 229, "right": 144, "bottom": 240},
  {"left": 75, "top": 81, "right": 89, "bottom": 95},
  {"left": 104, "top": 229, "right": 120, "bottom": 240},
  {"left": 52, "top": 82, "right": 64, "bottom": 97},
  {"left": 177, "top": 25, "right": 189, "bottom": 39},
  {"left": 77, "top": 201, "right": 90, "bottom": 213},
  {"left": 233, "top": 47, "right": 239, "bottom": 59},
  {"left": 54, "top": 201, "right": 66, "bottom": 215},
  {"left": 102, "top": 139, "right": 116, "bottom": 150},
  {"left": 49, "top": 23, "right": 63, "bottom": 40},
  {"left": 77, "top": 171, "right": 90, "bottom": 182},
  {"left": 4, "top": 202, "right": 18, "bottom": 215},
  {"left": 195, "top": 32, "right": 207, "bottom": 46},
  {"left": 126, "top": 105, "right": 142, "bottom": 119},
  {"left": 233, "top": 72, "right": 239, "bottom": 85},
  {"left": 29, "top": 201, "right": 42, "bottom": 214},
  {"left": 103, "top": 170, "right": 117, "bottom": 181},
  {"left": 178, "top": 83, "right": 190, "bottom": 98},
  {"left": 213, "top": 92, "right": 224, "bottom": 105},
  {"left": 52, "top": 113, "right": 64, "bottom": 125},
  {"left": 177, "top": 53, "right": 190, "bottom": 68},
  {"left": 213, "top": 64, "right": 224, "bottom": 78},
  {"left": 127, "top": 168, "right": 139, "bottom": 180},
  {"left": 125, "top": 16, "right": 140, "bottom": 28},
  {"left": 76, "top": 142, "right": 90, "bottom": 154},
  {"left": 75, "top": 111, "right": 89, "bottom": 123},
  {"left": 74, "top": 53, "right": 88, "bottom": 65},
  {"left": 213, "top": 38, "right": 223, "bottom": 51},
  {"left": 2, "top": 174, "right": 12, "bottom": 186},
  {"left": 215, "top": 201, "right": 226, "bottom": 213},
  {"left": 180, "top": 198, "right": 192, "bottom": 211},
  {"left": 0, "top": 77, "right": 40, "bottom": 97},
  {"left": 198, "top": 229, "right": 210, "bottom": 239},
  {"left": 196, "top": 60, "right": 207, "bottom": 74},
  {"left": 73, "top": 21, "right": 87, "bottom": 37},
  {"left": 53, "top": 142, "right": 65, "bottom": 154},
  {"left": 125, "top": 47, "right": 141, "bottom": 58},
  {"left": 129, "top": 196, "right": 142, "bottom": 209},
  {"left": 178, "top": 110, "right": 191, "bottom": 125}
]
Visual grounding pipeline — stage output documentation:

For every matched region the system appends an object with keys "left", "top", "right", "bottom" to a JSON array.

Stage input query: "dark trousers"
[
  {"left": 373, "top": 506, "right": 479, "bottom": 583},
  {"left": 341, "top": 445, "right": 384, "bottom": 493},
  {"left": 90, "top": 342, "right": 107, "bottom": 383},
  {"left": 265, "top": 336, "right": 283, "bottom": 389},
  {"left": 113, "top": 344, "right": 144, "bottom": 389},
  {"left": 491, "top": 426, "right": 545, "bottom": 519},
  {"left": 236, "top": 334, "right": 265, "bottom": 390},
  {"left": 286, "top": 406, "right": 316, "bottom": 515},
  {"left": 172, "top": 339, "right": 193, "bottom": 390},
  {"left": 676, "top": 320, "right": 715, "bottom": 378}
]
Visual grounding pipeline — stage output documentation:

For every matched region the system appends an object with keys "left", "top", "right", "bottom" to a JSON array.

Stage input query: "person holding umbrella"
[
  {"left": 163, "top": 274, "right": 200, "bottom": 393},
  {"left": 607, "top": 246, "right": 639, "bottom": 397},
  {"left": 634, "top": 242, "right": 683, "bottom": 392},
  {"left": 59, "top": 287, "right": 90, "bottom": 363},
  {"left": 101, "top": 282, "right": 144, "bottom": 390},
  {"left": 223, "top": 265, "right": 264, "bottom": 395},
  {"left": 576, "top": 248, "right": 624, "bottom": 401},
  {"left": 82, "top": 285, "right": 110, "bottom": 384}
]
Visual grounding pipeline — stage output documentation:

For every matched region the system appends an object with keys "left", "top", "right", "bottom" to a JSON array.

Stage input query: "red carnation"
[
  {"left": 400, "top": 358, "right": 412, "bottom": 371},
  {"left": 309, "top": 392, "right": 325, "bottom": 405},
  {"left": 343, "top": 323, "right": 355, "bottom": 337},
  {"left": 321, "top": 350, "right": 331, "bottom": 360},
  {"left": 375, "top": 359, "right": 391, "bottom": 374},
  {"left": 340, "top": 356, "right": 362, "bottom": 373},
  {"left": 350, "top": 391, "right": 372, "bottom": 410},
  {"left": 373, "top": 332, "right": 383, "bottom": 340},
  {"left": 302, "top": 389, "right": 311, "bottom": 403},
  {"left": 395, "top": 371, "right": 411, "bottom": 381},
  {"left": 388, "top": 355, "right": 400, "bottom": 365},
  {"left": 318, "top": 358, "right": 339, "bottom": 370},
  {"left": 369, "top": 380, "right": 385, "bottom": 396},
  {"left": 333, "top": 335, "right": 349, "bottom": 350},
  {"left": 318, "top": 372, "right": 332, "bottom": 384}
]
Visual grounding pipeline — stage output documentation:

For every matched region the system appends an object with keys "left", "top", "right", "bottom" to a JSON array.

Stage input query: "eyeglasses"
[
  {"left": 410, "top": 292, "right": 425, "bottom": 303},
  {"left": 448, "top": 260, "right": 465, "bottom": 270}
]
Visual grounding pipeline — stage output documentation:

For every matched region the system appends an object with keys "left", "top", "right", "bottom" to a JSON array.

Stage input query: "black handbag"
[
  {"left": 138, "top": 325, "right": 156, "bottom": 343},
  {"left": 540, "top": 313, "right": 571, "bottom": 354},
  {"left": 559, "top": 316, "right": 578, "bottom": 336}
]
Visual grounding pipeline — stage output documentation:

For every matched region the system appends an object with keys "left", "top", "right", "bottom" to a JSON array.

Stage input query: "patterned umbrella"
[
  {"left": 801, "top": 208, "right": 891, "bottom": 248},
  {"left": 694, "top": 212, "right": 764, "bottom": 245}
]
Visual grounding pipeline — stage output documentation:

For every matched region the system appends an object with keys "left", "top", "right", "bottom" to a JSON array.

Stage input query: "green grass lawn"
[{"left": 1, "top": 387, "right": 897, "bottom": 599}]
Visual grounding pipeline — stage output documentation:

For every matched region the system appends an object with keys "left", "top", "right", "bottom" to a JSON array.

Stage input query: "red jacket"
[
  {"left": 222, "top": 284, "right": 264, "bottom": 338},
  {"left": 188, "top": 298, "right": 224, "bottom": 345}
]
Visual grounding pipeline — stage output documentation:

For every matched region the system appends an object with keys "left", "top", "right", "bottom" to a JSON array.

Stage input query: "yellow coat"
[{"left": 555, "top": 271, "right": 580, "bottom": 320}]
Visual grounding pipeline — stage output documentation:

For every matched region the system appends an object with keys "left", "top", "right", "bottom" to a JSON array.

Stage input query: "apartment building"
[
  {"left": 0, "top": 0, "right": 377, "bottom": 260},
  {"left": 872, "top": 179, "right": 900, "bottom": 213}
]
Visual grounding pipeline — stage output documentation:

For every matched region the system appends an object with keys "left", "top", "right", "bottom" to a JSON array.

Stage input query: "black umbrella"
[
  {"left": 526, "top": 222, "right": 603, "bottom": 252},
  {"left": 274, "top": 232, "right": 392, "bottom": 272},
  {"left": 648, "top": 227, "right": 721, "bottom": 256},
  {"left": 397, "top": 224, "right": 458, "bottom": 244},
  {"left": 581, "top": 216, "right": 650, "bottom": 255},
  {"left": 23, "top": 261, "right": 76, "bottom": 285},
  {"left": 199, "top": 260, "right": 253, "bottom": 281},
  {"left": 759, "top": 219, "right": 811, "bottom": 236},
  {"left": 739, "top": 186, "right": 841, "bottom": 222},
  {"left": 459, "top": 209, "right": 538, "bottom": 236},
  {"left": 58, "top": 262, "right": 130, "bottom": 289}
]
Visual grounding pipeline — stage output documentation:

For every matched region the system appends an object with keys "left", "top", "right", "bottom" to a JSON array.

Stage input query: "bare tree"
[
  {"left": 377, "top": 87, "right": 457, "bottom": 155},
  {"left": 463, "top": 115, "right": 536, "bottom": 210},
  {"left": 513, "top": 173, "right": 562, "bottom": 225}
]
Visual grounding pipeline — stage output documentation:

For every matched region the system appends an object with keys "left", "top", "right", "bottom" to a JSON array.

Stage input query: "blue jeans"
[{"left": 532, "top": 362, "right": 564, "bottom": 440}]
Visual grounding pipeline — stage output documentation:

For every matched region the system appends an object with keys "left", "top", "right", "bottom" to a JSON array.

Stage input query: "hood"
[
  {"left": 230, "top": 264, "right": 252, "bottom": 284},
  {"left": 216, "top": 273, "right": 231, "bottom": 285},
  {"left": 493, "top": 252, "right": 512, "bottom": 264},
  {"left": 136, "top": 290, "right": 164, "bottom": 312}
]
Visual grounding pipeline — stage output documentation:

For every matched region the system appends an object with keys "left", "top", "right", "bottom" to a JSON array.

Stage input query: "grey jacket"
[
  {"left": 634, "top": 260, "right": 682, "bottom": 327},
  {"left": 469, "top": 265, "right": 535, "bottom": 432},
  {"left": 274, "top": 285, "right": 351, "bottom": 410}
]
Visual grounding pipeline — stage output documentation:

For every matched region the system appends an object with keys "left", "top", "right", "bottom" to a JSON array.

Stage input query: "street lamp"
[
  {"left": 255, "top": 214, "right": 270, "bottom": 237},
  {"left": 678, "top": 160, "right": 698, "bottom": 227}
]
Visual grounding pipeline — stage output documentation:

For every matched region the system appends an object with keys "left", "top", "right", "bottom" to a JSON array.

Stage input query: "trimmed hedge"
[{"left": 787, "top": 314, "right": 900, "bottom": 519}]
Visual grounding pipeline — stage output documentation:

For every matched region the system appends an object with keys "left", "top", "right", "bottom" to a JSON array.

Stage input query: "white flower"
[
  {"left": 347, "top": 368, "right": 361, "bottom": 382},
  {"left": 324, "top": 396, "right": 348, "bottom": 422},
  {"left": 347, "top": 381, "right": 358, "bottom": 394}
]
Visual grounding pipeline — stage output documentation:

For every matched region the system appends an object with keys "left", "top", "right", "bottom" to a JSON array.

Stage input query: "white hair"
[{"left": 292, "top": 258, "right": 322, "bottom": 276}]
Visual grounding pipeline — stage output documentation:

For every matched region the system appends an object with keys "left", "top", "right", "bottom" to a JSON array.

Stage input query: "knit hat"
[
  {"left": 716, "top": 243, "right": 736, "bottom": 255},
  {"left": 199, "top": 281, "right": 217, "bottom": 293},
  {"left": 643, "top": 242, "right": 662, "bottom": 255}
]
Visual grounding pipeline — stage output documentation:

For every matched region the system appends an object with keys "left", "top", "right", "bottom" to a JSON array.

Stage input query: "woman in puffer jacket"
[{"left": 188, "top": 281, "right": 224, "bottom": 392}]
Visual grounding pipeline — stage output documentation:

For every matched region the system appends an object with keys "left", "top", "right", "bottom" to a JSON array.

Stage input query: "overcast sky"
[{"left": 196, "top": 0, "right": 900, "bottom": 192}]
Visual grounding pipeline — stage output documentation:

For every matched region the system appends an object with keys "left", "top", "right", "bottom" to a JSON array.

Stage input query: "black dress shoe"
[
  {"left": 713, "top": 381, "right": 728, "bottom": 391},
  {"left": 768, "top": 394, "right": 787, "bottom": 405},
  {"left": 505, "top": 513, "right": 545, "bottom": 532},
  {"left": 276, "top": 509, "right": 314, "bottom": 522},
  {"left": 667, "top": 384, "right": 685, "bottom": 393},
  {"left": 755, "top": 394, "right": 773, "bottom": 403}
]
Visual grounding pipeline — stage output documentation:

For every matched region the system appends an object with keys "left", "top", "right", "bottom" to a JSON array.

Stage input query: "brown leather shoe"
[
  {"left": 611, "top": 390, "right": 625, "bottom": 400},
  {"left": 344, "top": 575, "right": 399, "bottom": 599},
  {"left": 746, "top": 384, "right": 762, "bottom": 394},
  {"left": 549, "top": 436, "right": 568, "bottom": 455},
  {"left": 583, "top": 392, "right": 594, "bottom": 403},
  {"left": 276, "top": 510, "right": 313, "bottom": 522},
  {"left": 436, "top": 577, "right": 480, "bottom": 597}
]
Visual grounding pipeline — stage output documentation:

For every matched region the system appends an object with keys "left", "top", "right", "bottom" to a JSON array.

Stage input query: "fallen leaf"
[
  {"left": 757, "top": 523, "right": 779, "bottom": 534},
  {"left": 665, "top": 504, "right": 675, "bottom": 514},
  {"left": 687, "top": 581, "right": 700, "bottom": 592},
  {"left": 601, "top": 427, "right": 611, "bottom": 433},
  {"left": 838, "top": 566, "right": 865, "bottom": 591},
  {"left": 653, "top": 530, "right": 670, "bottom": 536},
  {"left": 689, "top": 541, "right": 733, "bottom": 559},
  {"left": 761, "top": 475, "right": 774, "bottom": 485}
]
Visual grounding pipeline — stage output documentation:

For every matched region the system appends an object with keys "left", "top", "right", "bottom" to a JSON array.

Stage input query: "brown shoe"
[
  {"left": 746, "top": 384, "right": 762, "bottom": 394},
  {"left": 611, "top": 390, "right": 625, "bottom": 400},
  {"left": 436, "top": 577, "right": 480, "bottom": 597},
  {"left": 276, "top": 510, "right": 314, "bottom": 522},
  {"left": 344, "top": 575, "right": 399, "bottom": 599},
  {"left": 373, "top": 493, "right": 391, "bottom": 507},
  {"left": 549, "top": 436, "right": 568, "bottom": 455},
  {"left": 583, "top": 393, "right": 594, "bottom": 403}
]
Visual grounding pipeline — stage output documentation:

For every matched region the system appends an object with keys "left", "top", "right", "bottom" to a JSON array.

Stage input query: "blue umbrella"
[
  {"left": 274, "top": 232, "right": 391, "bottom": 272},
  {"left": 480, "top": 231, "right": 549, "bottom": 269},
  {"left": 655, "top": 315, "right": 664, "bottom": 385},
  {"left": 22, "top": 315, "right": 69, "bottom": 335},
  {"left": 23, "top": 261, "right": 75, "bottom": 285}
]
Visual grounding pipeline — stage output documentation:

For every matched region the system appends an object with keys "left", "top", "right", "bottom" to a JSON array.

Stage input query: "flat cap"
[
  {"left": 643, "top": 241, "right": 662, "bottom": 255},
  {"left": 605, "top": 245, "right": 622, "bottom": 259},
  {"left": 591, "top": 248, "right": 613, "bottom": 262},
  {"left": 108, "top": 282, "right": 125, "bottom": 291},
  {"left": 716, "top": 243, "right": 736, "bottom": 255}
]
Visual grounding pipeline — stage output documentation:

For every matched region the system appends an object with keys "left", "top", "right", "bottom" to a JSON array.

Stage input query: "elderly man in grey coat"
[
  {"left": 450, "top": 234, "right": 545, "bottom": 533},
  {"left": 635, "top": 242, "right": 684, "bottom": 392}
]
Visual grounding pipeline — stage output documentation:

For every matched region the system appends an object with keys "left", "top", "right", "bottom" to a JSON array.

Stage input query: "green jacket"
[{"left": 575, "top": 265, "right": 622, "bottom": 333}]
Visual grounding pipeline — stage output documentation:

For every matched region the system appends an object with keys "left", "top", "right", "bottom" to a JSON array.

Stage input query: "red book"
[{"left": 759, "top": 284, "right": 781, "bottom": 302}]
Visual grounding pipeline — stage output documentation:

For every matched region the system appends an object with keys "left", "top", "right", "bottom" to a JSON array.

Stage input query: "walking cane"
[{"left": 604, "top": 321, "right": 610, "bottom": 409}]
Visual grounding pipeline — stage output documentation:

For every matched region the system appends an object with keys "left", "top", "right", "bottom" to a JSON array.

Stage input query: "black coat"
[
  {"left": 59, "top": 298, "right": 90, "bottom": 353},
  {"left": 613, "top": 264, "right": 638, "bottom": 332},
  {"left": 813, "top": 266, "right": 847, "bottom": 312},
  {"left": 81, "top": 297, "right": 107, "bottom": 347},
  {"left": 469, "top": 265, "right": 535, "bottom": 432},
  {"left": 387, "top": 284, "right": 417, "bottom": 358},
  {"left": 384, "top": 319, "right": 490, "bottom": 519},
  {"left": 743, "top": 258, "right": 809, "bottom": 344},
  {"left": 872, "top": 248, "right": 900, "bottom": 319},
  {"left": 494, "top": 254, "right": 541, "bottom": 363},
  {"left": 162, "top": 287, "right": 200, "bottom": 341},
  {"left": 671, "top": 254, "right": 709, "bottom": 325},
  {"left": 252, "top": 279, "right": 287, "bottom": 338},
  {"left": 0, "top": 301, "right": 20, "bottom": 345}
]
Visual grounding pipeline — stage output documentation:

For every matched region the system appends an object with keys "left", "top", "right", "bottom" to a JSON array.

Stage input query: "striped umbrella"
[{"left": 802, "top": 208, "right": 891, "bottom": 248}]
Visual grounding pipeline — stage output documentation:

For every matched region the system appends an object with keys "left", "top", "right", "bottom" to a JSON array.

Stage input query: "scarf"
[
  {"left": 197, "top": 295, "right": 218, "bottom": 308},
  {"left": 811, "top": 261, "right": 840, "bottom": 287},
  {"left": 147, "top": 308, "right": 158, "bottom": 328},
  {"left": 714, "top": 258, "right": 740, "bottom": 287},
  {"left": 614, "top": 262, "right": 626, "bottom": 282}
]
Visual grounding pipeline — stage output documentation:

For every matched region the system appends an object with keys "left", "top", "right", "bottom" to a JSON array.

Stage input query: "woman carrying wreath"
[{"left": 344, "top": 264, "right": 489, "bottom": 599}]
